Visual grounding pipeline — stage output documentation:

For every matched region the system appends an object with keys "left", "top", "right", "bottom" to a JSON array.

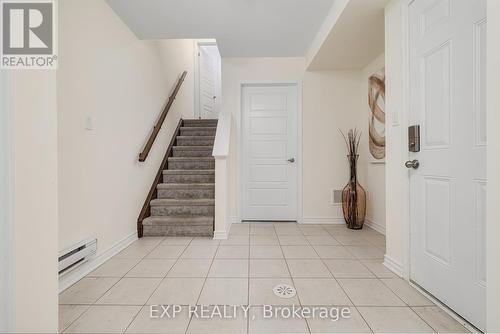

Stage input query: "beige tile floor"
[{"left": 59, "top": 223, "right": 470, "bottom": 333}]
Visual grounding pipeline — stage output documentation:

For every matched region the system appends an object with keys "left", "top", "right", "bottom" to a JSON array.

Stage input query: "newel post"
[{"left": 212, "top": 112, "right": 232, "bottom": 239}]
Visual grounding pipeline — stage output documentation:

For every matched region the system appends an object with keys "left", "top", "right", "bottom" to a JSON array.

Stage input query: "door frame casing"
[
  {"left": 402, "top": 0, "right": 412, "bottom": 281},
  {"left": 193, "top": 40, "right": 221, "bottom": 119},
  {"left": 237, "top": 81, "right": 303, "bottom": 223}
]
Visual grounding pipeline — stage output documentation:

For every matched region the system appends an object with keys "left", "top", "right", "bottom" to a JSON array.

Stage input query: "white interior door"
[
  {"left": 409, "top": 0, "right": 486, "bottom": 330},
  {"left": 198, "top": 44, "right": 221, "bottom": 119},
  {"left": 242, "top": 84, "right": 298, "bottom": 221}
]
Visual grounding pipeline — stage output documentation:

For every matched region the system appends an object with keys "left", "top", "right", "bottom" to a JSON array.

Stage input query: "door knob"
[
  {"left": 405, "top": 159, "right": 419, "bottom": 169},
  {"left": 287, "top": 157, "right": 295, "bottom": 163}
]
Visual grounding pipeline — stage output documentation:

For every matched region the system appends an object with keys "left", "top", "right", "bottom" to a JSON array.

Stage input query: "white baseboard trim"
[
  {"left": 213, "top": 230, "right": 228, "bottom": 239},
  {"left": 58, "top": 231, "right": 138, "bottom": 293},
  {"left": 213, "top": 216, "right": 237, "bottom": 239},
  {"left": 301, "top": 217, "right": 345, "bottom": 224},
  {"left": 365, "top": 218, "right": 386, "bottom": 235},
  {"left": 383, "top": 255, "right": 404, "bottom": 278}
]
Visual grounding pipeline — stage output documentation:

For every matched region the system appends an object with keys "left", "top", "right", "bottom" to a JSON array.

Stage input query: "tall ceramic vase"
[{"left": 342, "top": 154, "right": 366, "bottom": 229}]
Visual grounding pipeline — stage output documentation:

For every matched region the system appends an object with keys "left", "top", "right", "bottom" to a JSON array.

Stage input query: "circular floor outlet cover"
[{"left": 273, "top": 284, "right": 296, "bottom": 298}]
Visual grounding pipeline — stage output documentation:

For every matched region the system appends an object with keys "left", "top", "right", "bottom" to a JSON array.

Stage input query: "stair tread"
[
  {"left": 173, "top": 146, "right": 213, "bottom": 150},
  {"left": 176, "top": 135, "right": 215, "bottom": 139},
  {"left": 143, "top": 216, "right": 213, "bottom": 225},
  {"left": 163, "top": 169, "right": 214, "bottom": 175},
  {"left": 168, "top": 157, "right": 214, "bottom": 160},
  {"left": 157, "top": 183, "right": 214, "bottom": 189},
  {"left": 150, "top": 198, "right": 215, "bottom": 206},
  {"left": 180, "top": 127, "right": 217, "bottom": 130},
  {"left": 183, "top": 119, "right": 218, "bottom": 122}
]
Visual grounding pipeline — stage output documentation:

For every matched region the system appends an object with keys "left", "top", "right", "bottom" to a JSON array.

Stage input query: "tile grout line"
[
  {"left": 218, "top": 224, "right": 251, "bottom": 333},
  {"left": 184, "top": 238, "right": 221, "bottom": 334},
  {"left": 61, "top": 237, "right": 167, "bottom": 333},
  {"left": 246, "top": 227, "right": 251, "bottom": 334},
  {"left": 324, "top": 226, "right": 393, "bottom": 280},
  {"left": 323, "top": 226, "right": 431, "bottom": 332},
  {"left": 122, "top": 237, "right": 193, "bottom": 334},
  {"left": 410, "top": 305, "right": 471, "bottom": 333},
  {"left": 274, "top": 223, "right": 312, "bottom": 334},
  {"left": 323, "top": 226, "right": 403, "bottom": 333},
  {"left": 60, "top": 304, "right": 91, "bottom": 333},
  {"left": 408, "top": 306, "right": 444, "bottom": 334},
  {"left": 377, "top": 278, "right": 447, "bottom": 333},
  {"left": 307, "top": 228, "right": 375, "bottom": 334},
  {"left": 63, "top": 226, "right": 451, "bottom": 334}
]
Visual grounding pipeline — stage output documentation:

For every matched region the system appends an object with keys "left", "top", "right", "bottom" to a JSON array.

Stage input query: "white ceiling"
[{"left": 105, "top": 0, "right": 335, "bottom": 57}]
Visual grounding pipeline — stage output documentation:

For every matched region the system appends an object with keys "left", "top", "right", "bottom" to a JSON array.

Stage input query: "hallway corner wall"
[
  {"left": 383, "top": 0, "right": 409, "bottom": 277},
  {"left": 57, "top": 0, "right": 195, "bottom": 275},
  {"left": 361, "top": 52, "right": 386, "bottom": 234},
  {"left": 8, "top": 71, "right": 59, "bottom": 332}
]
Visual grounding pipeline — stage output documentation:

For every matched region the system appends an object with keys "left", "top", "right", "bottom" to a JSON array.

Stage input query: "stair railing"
[
  {"left": 212, "top": 112, "right": 232, "bottom": 239},
  {"left": 138, "top": 71, "right": 187, "bottom": 162}
]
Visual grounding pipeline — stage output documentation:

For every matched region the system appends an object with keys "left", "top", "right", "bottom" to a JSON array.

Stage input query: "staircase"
[{"left": 142, "top": 119, "right": 217, "bottom": 237}]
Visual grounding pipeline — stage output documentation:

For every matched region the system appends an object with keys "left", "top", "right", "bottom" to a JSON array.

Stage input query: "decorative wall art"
[{"left": 368, "top": 68, "right": 386, "bottom": 163}]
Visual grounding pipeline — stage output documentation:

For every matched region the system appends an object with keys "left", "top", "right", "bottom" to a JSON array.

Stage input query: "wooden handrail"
[{"left": 138, "top": 71, "right": 187, "bottom": 162}]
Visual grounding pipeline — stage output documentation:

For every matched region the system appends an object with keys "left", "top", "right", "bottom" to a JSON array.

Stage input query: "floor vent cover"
[{"left": 273, "top": 284, "right": 296, "bottom": 298}]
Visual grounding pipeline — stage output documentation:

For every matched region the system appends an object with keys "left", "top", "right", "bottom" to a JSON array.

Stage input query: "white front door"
[
  {"left": 409, "top": 0, "right": 486, "bottom": 330},
  {"left": 198, "top": 44, "right": 221, "bottom": 119},
  {"left": 242, "top": 84, "right": 298, "bottom": 221}
]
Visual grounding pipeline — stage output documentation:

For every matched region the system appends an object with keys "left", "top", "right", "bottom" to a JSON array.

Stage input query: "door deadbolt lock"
[
  {"left": 405, "top": 159, "right": 420, "bottom": 169},
  {"left": 408, "top": 125, "right": 420, "bottom": 152}
]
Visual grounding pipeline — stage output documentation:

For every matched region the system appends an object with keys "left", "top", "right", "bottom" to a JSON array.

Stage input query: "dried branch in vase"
[{"left": 339, "top": 128, "right": 366, "bottom": 230}]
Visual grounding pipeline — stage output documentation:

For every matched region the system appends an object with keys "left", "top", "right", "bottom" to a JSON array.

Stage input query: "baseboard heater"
[{"left": 58, "top": 239, "right": 97, "bottom": 275}]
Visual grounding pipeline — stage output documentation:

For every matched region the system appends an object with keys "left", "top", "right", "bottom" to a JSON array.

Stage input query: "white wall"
[
  {"left": 487, "top": 0, "right": 500, "bottom": 331},
  {"left": 156, "top": 39, "right": 196, "bottom": 119},
  {"left": 383, "top": 0, "right": 408, "bottom": 276},
  {"left": 361, "top": 53, "right": 386, "bottom": 233},
  {"left": 302, "top": 70, "right": 368, "bottom": 223},
  {"left": 0, "top": 72, "right": 12, "bottom": 332},
  {"left": 221, "top": 57, "right": 382, "bottom": 228},
  {"left": 9, "top": 71, "right": 59, "bottom": 332},
  {"left": 58, "top": 0, "right": 194, "bottom": 259}
]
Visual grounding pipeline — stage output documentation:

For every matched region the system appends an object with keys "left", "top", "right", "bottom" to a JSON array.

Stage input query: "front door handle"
[
  {"left": 287, "top": 157, "right": 295, "bottom": 163},
  {"left": 405, "top": 159, "right": 419, "bottom": 169}
]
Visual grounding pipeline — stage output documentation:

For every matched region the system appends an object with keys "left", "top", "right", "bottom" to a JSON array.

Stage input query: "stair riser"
[
  {"left": 168, "top": 160, "right": 215, "bottom": 170},
  {"left": 163, "top": 174, "right": 215, "bottom": 184},
  {"left": 158, "top": 188, "right": 214, "bottom": 200},
  {"left": 172, "top": 150, "right": 212, "bottom": 157},
  {"left": 143, "top": 225, "right": 213, "bottom": 237},
  {"left": 180, "top": 128, "right": 216, "bottom": 136},
  {"left": 177, "top": 138, "right": 214, "bottom": 146},
  {"left": 151, "top": 205, "right": 214, "bottom": 216},
  {"left": 183, "top": 121, "right": 218, "bottom": 128}
]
